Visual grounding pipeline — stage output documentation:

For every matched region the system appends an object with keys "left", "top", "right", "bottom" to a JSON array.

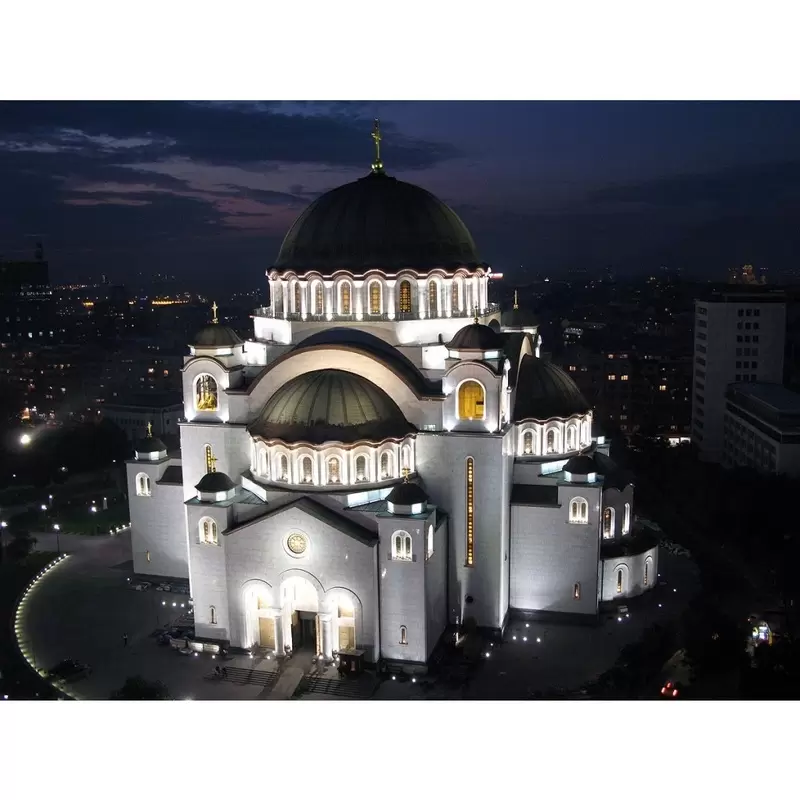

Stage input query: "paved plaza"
[{"left": 17, "top": 531, "right": 699, "bottom": 700}]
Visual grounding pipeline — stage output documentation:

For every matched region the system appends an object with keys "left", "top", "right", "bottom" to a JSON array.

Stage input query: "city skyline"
[{"left": 3, "top": 101, "right": 800, "bottom": 288}]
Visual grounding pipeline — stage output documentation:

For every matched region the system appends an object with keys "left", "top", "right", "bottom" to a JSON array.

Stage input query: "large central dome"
[
  {"left": 274, "top": 171, "right": 482, "bottom": 272},
  {"left": 250, "top": 369, "right": 415, "bottom": 444}
]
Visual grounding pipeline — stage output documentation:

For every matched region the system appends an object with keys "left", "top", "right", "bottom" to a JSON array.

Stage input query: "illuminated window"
[
  {"left": 314, "top": 281, "right": 324, "bottom": 315},
  {"left": 428, "top": 280, "right": 438, "bottom": 317},
  {"left": 458, "top": 380, "right": 485, "bottom": 420},
  {"left": 258, "top": 448, "right": 269, "bottom": 478},
  {"left": 573, "top": 582, "right": 581, "bottom": 600},
  {"left": 204, "top": 444, "right": 215, "bottom": 474},
  {"left": 546, "top": 429, "right": 556, "bottom": 453},
  {"left": 566, "top": 425, "right": 577, "bottom": 451},
  {"left": 136, "top": 473, "right": 151, "bottom": 497},
  {"left": 616, "top": 569, "right": 623, "bottom": 594},
  {"left": 200, "top": 517, "right": 218, "bottom": 545},
  {"left": 523, "top": 430, "right": 533, "bottom": 455},
  {"left": 355, "top": 454, "right": 368, "bottom": 482},
  {"left": 622, "top": 502, "right": 631, "bottom": 535},
  {"left": 400, "top": 625, "right": 408, "bottom": 645},
  {"left": 620, "top": 375, "right": 629, "bottom": 381},
  {"left": 210, "top": 606, "right": 217, "bottom": 625},
  {"left": 466, "top": 457, "right": 475, "bottom": 566},
  {"left": 603, "top": 507, "right": 615, "bottom": 539},
  {"left": 401, "top": 446, "right": 411, "bottom": 473},
  {"left": 644, "top": 560, "right": 649, "bottom": 586},
  {"left": 380, "top": 451, "right": 392, "bottom": 479},
  {"left": 426, "top": 524, "right": 434, "bottom": 560},
  {"left": 340, "top": 282, "right": 351, "bottom": 315},
  {"left": 293, "top": 282, "right": 301, "bottom": 313},
  {"left": 569, "top": 497, "right": 588, "bottom": 524},
  {"left": 278, "top": 454, "right": 289, "bottom": 482},
  {"left": 195, "top": 374, "right": 218, "bottom": 411},
  {"left": 452, "top": 279, "right": 461, "bottom": 312},
  {"left": 399, "top": 280, "right": 412, "bottom": 313},
  {"left": 392, "top": 531, "right": 412, "bottom": 561},
  {"left": 327, "top": 457, "right": 341, "bottom": 484},
  {"left": 299, "top": 456, "right": 313, "bottom": 484},
  {"left": 369, "top": 281, "right": 381, "bottom": 315},
  {"left": 608, "top": 374, "right": 616, "bottom": 381},
  {"left": 659, "top": 385, "right": 667, "bottom": 391},
  {"left": 146, "top": 550, "right": 151, "bottom": 563}
]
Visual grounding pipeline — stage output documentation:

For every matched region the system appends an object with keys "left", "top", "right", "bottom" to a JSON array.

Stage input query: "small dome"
[
  {"left": 513, "top": 356, "right": 591, "bottom": 421},
  {"left": 193, "top": 324, "right": 243, "bottom": 348},
  {"left": 250, "top": 369, "right": 414, "bottom": 444},
  {"left": 195, "top": 472, "right": 236, "bottom": 493},
  {"left": 386, "top": 481, "right": 429, "bottom": 506},
  {"left": 135, "top": 437, "right": 166, "bottom": 454},
  {"left": 501, "top": 307, "right": 538, "bottom": 329},
  {"left": 274, "top": 171, "right": 483, "bottom": 272},
  {"left": 446, "top": 322, "right": 504, "bottom": 351},
  {"left": 564, "top": 455, "right": 596, "bottom": 474}
]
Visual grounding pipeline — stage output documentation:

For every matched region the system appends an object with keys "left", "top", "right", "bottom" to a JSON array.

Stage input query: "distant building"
[
  {"left": 723, "top": 383, "right": 800, "bottom": 477},
  {"left": 728, "top": 263, "right": 766, "bottom": 285},
  {"left": 692, "top": 290, "right": 787, "bottom": 462},
  {"left": 0, "top": 250, "right": 56, "bottom": 345},
  {"left": 102, "top": 392, "right": 182, "bottom": 446}
]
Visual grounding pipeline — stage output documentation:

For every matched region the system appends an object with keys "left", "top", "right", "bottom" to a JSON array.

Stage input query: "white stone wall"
[
  {"left": 127, "top": 458, "right": 189, "bottom": 578},
  {"left": 509, "top": 482, "right": 602, "bottom": 615},
  {"left": 600, "top": 545, "right": 659, "bottom": 601},
  {"left": 179, "top": 422, "right": 251, "bottom": 502},
  {"left": 601, "top": 484, "right": 635, "bottom": 540},
  {"left": 425, "top": 517, "right": 449, "bottom": 657}
]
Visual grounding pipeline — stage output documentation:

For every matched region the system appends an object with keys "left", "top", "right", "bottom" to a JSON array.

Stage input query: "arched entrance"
[
  {"left": 281, "top": 575, "right": 321, "bottom": 655},
  {"left": 242, "top": 581, "right": 277, "bottom": 651}
]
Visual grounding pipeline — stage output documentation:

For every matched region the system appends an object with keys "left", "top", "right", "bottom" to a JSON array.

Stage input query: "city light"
[{"left": 20, "top": 433, "right": 31, "bottom": 446}]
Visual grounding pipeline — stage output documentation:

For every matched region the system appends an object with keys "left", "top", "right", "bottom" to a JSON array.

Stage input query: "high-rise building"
[{"left": 692, "top": 290, "right": 787, "bottom": 462}]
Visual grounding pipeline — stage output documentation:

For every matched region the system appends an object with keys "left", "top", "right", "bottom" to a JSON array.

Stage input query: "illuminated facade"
[{"left": 126, "top": 123, "right": 657, "bottom": 670}]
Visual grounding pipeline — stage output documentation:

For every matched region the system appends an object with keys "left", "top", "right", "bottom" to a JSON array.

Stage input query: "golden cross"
[
  {"left": 473, "top": 305, "right": 479, "bottom": 324},
  {"left": 402, "top": 467, "right": 410, "bottom": 482},
  {"left": 211, "top": 301, "right": 218, "bottom": 324},
  {"left": 513, "top": 289, "right": 519, "bottom": 310},
  {"left": 146, "top": 421, "right": 152, "bottom": 438},
  {"left": 209, "top": 454, "right": 218, "bottom": 473},
  {"left": 371, "top": 119, "right": 384, "bottom": 174}
]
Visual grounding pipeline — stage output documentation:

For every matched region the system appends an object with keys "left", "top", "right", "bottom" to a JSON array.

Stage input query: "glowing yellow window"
[
  {"left": 341, "top": 283, "right": 351, "bottom": 315},
  {"left": 399, "top": 281, "right": 411, "bottom": 313},
  {"left": 458, "top": 381, "right": 485, "bottom": 420},
  {"left": 370, "top": 282, "right": 381, "bottom": 314},
  {"left": 314, "top": 282, "right": 323, "bottom": 315}
]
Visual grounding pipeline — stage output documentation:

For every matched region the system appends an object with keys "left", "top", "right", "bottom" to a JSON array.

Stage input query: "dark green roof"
[
  {"left": 194, "top": 324, "right": 243, "bottom": 348},
  {"left": 195, "top": 472, "right": 236, "bottom": 492},
  {"left": 564, "top": 455, "right": 596, "bottom": 474},
  {"left": 447, "top": 322, "right": 504, "bottom": 351},
  {"left": 513, "top": 355, "right": 591, "bottom": 421},
  {"left": 502, "top": 307, "right": 539, "bottom": 328},
  {"left": 387, "top": 482, "right": 429, "bottom": 506},
  {"left": 274, "top": 171, "right": 483, "bottom": 272},
  {"left": 250, "top": 369, "right": 414, "bottom": 444},
  {"left": 136, "top": 437, "right": 166, "bottom": 454}
]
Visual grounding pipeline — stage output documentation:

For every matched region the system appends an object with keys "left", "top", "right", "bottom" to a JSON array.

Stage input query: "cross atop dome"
[
  {"left": 514, "top": 290, "right": 519, "bottom": 310},
  {"left": 211, "top": 301, "right": 219, "bottom": 324},
  {"left": 146, "top": 421, "right": 152, "bottom": 438},
  {"left": 371, "top": 119, "right": 384, "bottom": 174}
]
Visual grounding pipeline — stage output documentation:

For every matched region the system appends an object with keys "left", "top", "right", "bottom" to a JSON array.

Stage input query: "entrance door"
[{"left": 259, "top": 617, "right": 275, "bottom": 649}]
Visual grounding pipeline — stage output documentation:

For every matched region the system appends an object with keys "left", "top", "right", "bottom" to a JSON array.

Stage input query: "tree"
[
  {"left": 110, "top": 675, "right": 172, "bottom": 700},
  {"left": 5, "top": 530, "right": 37, "bottom": 561}
]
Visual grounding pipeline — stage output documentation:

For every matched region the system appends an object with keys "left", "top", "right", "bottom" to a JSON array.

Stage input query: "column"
[
  {"left": 282, "top": 608, "right": 293, "bottom": 653},
  {"left": 300, "top": 281, "right": 307, "bottom": 320},
  {"left": 418, "top": 279, "right": 426, "bottom": 319},
  {"left": 274, "top": 609, "right": 285, "bottom": 656},
  {"left": 387, "top": 281, "right": 395, "bottom": 319},
  {"left": 319, "top": 612, "right": 333, "bottom": 661},
  {"left": 282, "top": 281, "right": 289, "bottom": 320}
]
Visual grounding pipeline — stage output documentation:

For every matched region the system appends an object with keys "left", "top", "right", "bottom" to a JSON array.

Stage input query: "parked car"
[
  {"left": 156, "top": 583, "right": 172, "bottom": 592},
  {"left": 129, "top": 581, "right": 151, "bottom": 592},
  {"left": 171, "top": 584, "right": 190, "bottom": 595},
  {"left": 46, "top": 659, "right": 92, "bottom": 682}
]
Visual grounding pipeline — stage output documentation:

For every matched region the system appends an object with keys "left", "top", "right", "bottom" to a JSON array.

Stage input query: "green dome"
[
  {"left": 273, "top": 171, "right": 483, "bottom": 272},
  {"left": 194, "top": 324, "right": 243, "bottom": 348},
  {"left": 250, "top": 369, "right": 414, "bottom": 444},
  {"left": 513, "top": 356, "right": 591, "bottom": 421}
]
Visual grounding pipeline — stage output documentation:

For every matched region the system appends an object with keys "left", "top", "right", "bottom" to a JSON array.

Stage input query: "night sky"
[{"left": 3, "top": 100, "right": 800, "bottom": 289}]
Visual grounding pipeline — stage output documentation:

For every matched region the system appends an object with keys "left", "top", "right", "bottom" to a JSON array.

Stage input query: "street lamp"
[
  {"left": 20, "top": 433, "right": 31, "bottom": 446},
  {"left": 53, "top": 524, "right": 61, "bottom": 556}
]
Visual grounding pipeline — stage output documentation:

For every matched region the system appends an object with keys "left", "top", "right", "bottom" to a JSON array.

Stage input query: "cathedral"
[{"left": 127, "top": 123, "right": 658, "bottom": 668}]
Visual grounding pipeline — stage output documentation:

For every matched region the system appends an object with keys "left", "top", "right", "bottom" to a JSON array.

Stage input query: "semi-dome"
[
  {"left": 564, "top": 455, "right": 596, "bottom": 474},
  {"left": 135, "top": 436, "right": 166, "bottom": 454},
  {"left": 446, "top": 322, "right": 504, "bottom": 351},
  {"left": 513, "top": 356, "right": 591, "bottom": 421},
  {"left": 195, "top": 472, "right": 236, "bottom": 493},
  {"left": 250, "top": 369, "right": 415, "bottom": 444},
  {"left": 386, "top": 481, "right": 429, "bottom": 507},
  {"left": 194, "top": 324, "right": 243, "bottom": 348},
  {"left": 273, "top": 171, "right": 483, "bottom": 272},
  {"left": 501, "top": 307, "right": 539, "bottom": 329}
]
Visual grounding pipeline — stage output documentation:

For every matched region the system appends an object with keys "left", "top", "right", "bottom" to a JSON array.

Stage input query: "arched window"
[
  {"left": 644, "top": 559, "right": 650, "bottom": 586},
  {"left": 313, "top": 281, "right": 324, "bottom": 315},
  {"left": 136, "top": 473, "right": 151, "bottom": 497},
  {"left": 398, "top": 280, "right": 412, "bottom": 314},
  {"left": 259, "top": 448, "right": 269, "bottom": 478},
  {"left": 392, "top": 531, "right": 412, "bottom": 561},
  {"left": 546, "top": 429, "right": 556, "bottom": 454},
  {"left": 466, "top": 457, "right": 475, "bottom": 566},
  {"left": 401, "top": 445, "right": 412, "bottom": 473},
  {"left": 623, "top": 502, "right": 631, "bottom": 535},
  {"left": 200, "top": 518, "right": 218, "bottom": 545},
  {"left": 603, "top": 507, "right": 615, "bottom": 539},
  {"left": 458, "top": 380, "right": 485, "bottom": 420},
  {"left": 426, "top": 524, "right": 434, "bottom": 560},
  {"left": 355, "top": 454, "right": 368, "bottom": 482},
  {"left": 380, "top": 451, "right": 392, "bottom": 479},
  {"left": 566, "top": 425, "right": 577, "bottom": 451},
  {"left": 293, "top": 282, "right": 301, "bottom": 314},
  {"left": 340, "top": 282, "right": 351, "bottom": 315},
  {"left": 400, "top": 625, "right": 408, "bottom": 645},
  {"left": 573, "top": 583, "right": 581, "bottom": 600},
  {"left": 522, "top": 430, "right": 533, "bottom": 455},
  {"left": 428, "top": 280, "right": 438, "bottom": 317},
  {"left": 369, "top": 281, "right": 381, "bottom": 315},
  {"left": 452, "top": 279, "right": 461, "bottom": 313},
  {"left": 299, "top": 455, "right": 313, "bottom": 484},
  {"left": 616, "top": 569, "right": 624, "bottom": 594},
  {"left": 278, "top": 454, "right": 289, "bottom": 482},
  {"left": 196, "top": 374, "right": 218, "bottom": 411},
  {"left": 327, "top": 456, "right": 341, "bottom": 484},
  {"left": 210, "top": 606, "right": 217, "bottom": 625},
  {"left": 204, "top": 444, "right": 215, "bottom": 474},
  {"left": 569, "top": 497, "right": 588, "bottom": 524}
]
